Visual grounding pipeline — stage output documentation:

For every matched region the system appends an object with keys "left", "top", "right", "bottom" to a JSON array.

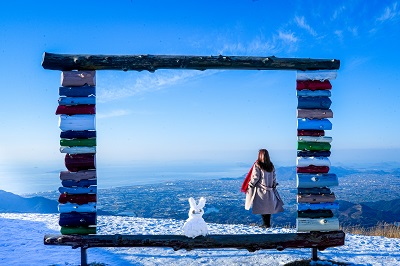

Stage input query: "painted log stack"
[
  {"left": 296, "top": 70, "right": 339, "bottom": 232},
  {"left": 56, "top": 71, "right": 97, "bottom": 235}
]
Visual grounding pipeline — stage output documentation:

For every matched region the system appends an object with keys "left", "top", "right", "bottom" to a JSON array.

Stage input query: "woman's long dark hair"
[{"left": 257, "top": 149, "right": 274, "bottom": 172}]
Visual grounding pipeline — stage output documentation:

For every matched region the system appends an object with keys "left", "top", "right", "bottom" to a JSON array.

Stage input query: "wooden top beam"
[
  {"left": 42, "top": 52, "right": 340, "bottom": 72},
  {"left": 44, "top": 231, "right": 345, "bottom": 252}
]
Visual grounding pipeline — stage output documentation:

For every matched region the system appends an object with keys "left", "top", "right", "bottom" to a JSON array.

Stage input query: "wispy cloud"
[
  {"left": 369, "top": 2, "right": 400, "bottom": 34},
  {"left": 97, "top": 109, "right": 131, "bottom": 119},
  {"left": 294, "top": 16, "right": 317, "bottom": 36},
  {"left": 334, "top": 30, "right": 343, "bottom": 41},
  {"left": 97, "top": 70, "right": 214, "bottom": 102},
  {"left": 214, "top": 27, "right": 301, "bottom": 56},
  {"left": 247, "top": 38, "right": 277, "bottom": 53},
  {"left": 377, "top": 2, "right": 400, "bottom": 22},
  {"left": 332, "top": 5, "right": 346, "bottom": 20},
  {"left": 275, "top": 31, "right": 298, "bottom": 52},
  {"left": 344, "top": 56, "right": 371, "bottom": 71},
  {"left": 217, "top": 37, "right": 281, "bottom": 55},
  {"left": 347, "top": 26, "right": 358, "bottom": 37},
  {"left": 277, "top": 31, "right": 298, "bottom": 43}
]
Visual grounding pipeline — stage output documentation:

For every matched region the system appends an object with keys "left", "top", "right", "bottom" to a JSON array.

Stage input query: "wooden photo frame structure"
[{"left": 43, "top": 53, "right": 344, "bottom": 265}]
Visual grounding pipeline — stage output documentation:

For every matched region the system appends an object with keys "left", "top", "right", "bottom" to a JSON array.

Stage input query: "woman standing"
[{"left": 245, "top": 149, "right": 284, "bottom": 227}]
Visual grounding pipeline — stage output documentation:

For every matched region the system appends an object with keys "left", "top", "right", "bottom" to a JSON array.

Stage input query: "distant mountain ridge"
[
  {"left": 2, "top": 164, "right": 400, "bottom": 228},
  {"left": 0, "top": 190, "right": 58, "bottom": 213},
  {"left": 338, "top": 199, "right": 400, "bottom": 227},
  {"left": 0, "top": 190, "right": 115, "bottom": 215}
]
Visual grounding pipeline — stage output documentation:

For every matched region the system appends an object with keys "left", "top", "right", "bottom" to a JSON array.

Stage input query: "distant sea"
[
  {"left": 0, "top": 162, "right": 250, "bottom": 195},
  {"left": 2, "top": 153, "right": 400, "bottom": 195}
]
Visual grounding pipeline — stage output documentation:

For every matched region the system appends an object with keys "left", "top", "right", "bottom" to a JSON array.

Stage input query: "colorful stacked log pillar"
[
  {"left": 55, "top": 71, "right": 97, "bottom": 235},
  {"left": 295, "top": 70, "right": 340, "bottom": 232}
]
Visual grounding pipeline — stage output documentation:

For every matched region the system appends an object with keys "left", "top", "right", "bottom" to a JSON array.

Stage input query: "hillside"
[
  {"left": 1, "top": 213, "right": 399, "bottom": 265},
  {"left": 0, "top": 190, "right": 58, "bottom": 213},
  {"left": 338, "top": 199, "right": 400, "bottom": 227}
]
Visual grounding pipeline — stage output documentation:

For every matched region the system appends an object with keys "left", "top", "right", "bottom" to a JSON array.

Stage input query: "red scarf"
[{"left": 241, "top": 162, "right": 256, "bottom": 193}]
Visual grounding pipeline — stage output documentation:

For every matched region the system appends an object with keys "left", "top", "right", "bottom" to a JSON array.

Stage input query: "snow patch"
[{"left": 1, "top": 213, "right": 400, "bottom": 265}]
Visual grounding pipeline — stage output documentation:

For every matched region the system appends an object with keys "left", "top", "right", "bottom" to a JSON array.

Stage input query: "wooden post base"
[
  {"left": 81, "top": 247, "right": 88, "bottom": 266},
  {"left": 312, "top": 247, "right": 318, "bottom": 261}
]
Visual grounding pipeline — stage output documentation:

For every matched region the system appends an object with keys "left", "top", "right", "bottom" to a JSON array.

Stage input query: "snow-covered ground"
[{"left": 1, "top": 213, "right": 399, "bottom": 266}]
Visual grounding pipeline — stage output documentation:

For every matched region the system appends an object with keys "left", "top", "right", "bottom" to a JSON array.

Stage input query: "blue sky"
[{"left": 1, "top": 0, "right": 400, "bottom": 175}]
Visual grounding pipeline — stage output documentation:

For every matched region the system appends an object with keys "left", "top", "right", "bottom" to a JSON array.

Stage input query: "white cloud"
[
  {"left": 332, "top": 5, "right": 346, "bottom": 20},
  {"left": 334, "top": 30, "right": 343, "bottom": 40},
  {"left": 248, "top": 38, "right": 277, "bottom": 53},
  {"left": 274, "top": 31, "right": 298, "bottom": 53},
  {"left": 344, "top": 57, "right": 371, "bottom": 71},
  {"left": 277, "top": 31, "right": 298, "bottom": 44},
  {"left": 347, "top": 26, "right": 358, "bottom": 37},
  {"left": 97, "top": 109, "right": 131, "bottom": 119},
  {"left": 217, "top": 33, "right": 299, "bottom": 56},
  {"left": 217, "top": 36, "right": 280, "bottom": 55},
  {"left": 97, "top": 70, "right": 214, "bottom": 102},
  {"left": 294, "top": 16, "right": 317, "bottom": 36},
  {"left": 377, "top": 2, "right": 400, "bottom": 22},
  {"left": 218, "top": 42, "right": 247, "bottom": 54}
]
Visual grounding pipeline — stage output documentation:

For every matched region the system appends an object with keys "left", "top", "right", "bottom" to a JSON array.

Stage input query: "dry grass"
[{"left": 342, "top": 222, "right": 400, "bottom": 238}]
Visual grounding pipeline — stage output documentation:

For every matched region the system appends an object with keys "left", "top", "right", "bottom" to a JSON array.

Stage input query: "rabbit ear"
[
  {"left": 198, "top": 197, "right": 206, "bottom": 209},
  {"left": 188, "top": 197, "right": 196, "bottom": 209}
]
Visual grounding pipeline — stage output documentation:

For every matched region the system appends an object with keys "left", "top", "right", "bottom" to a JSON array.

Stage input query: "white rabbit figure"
[{"left": 182, "top": 197, "right": 209, "bottom": 238}]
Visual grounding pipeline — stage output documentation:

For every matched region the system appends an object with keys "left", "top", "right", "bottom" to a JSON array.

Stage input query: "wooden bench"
[
  {"left": 43, "top": 53, "right": 344, "bottom": 266},
  {"left": 44, "top": 231, "right": 345, "bottom": 266}
]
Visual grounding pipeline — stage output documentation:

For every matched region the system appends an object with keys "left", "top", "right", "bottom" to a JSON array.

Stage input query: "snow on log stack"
[
  {"left": 296, "top": 70, "right": 339, "bottom": 232},
  {"left": 55, "top": 71, "right": 97, "bottom": 235}
]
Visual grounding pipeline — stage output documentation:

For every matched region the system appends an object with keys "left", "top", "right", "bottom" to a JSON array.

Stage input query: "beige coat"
[{"left": 245, "top": 164, "right": 284, "bottom": 214}]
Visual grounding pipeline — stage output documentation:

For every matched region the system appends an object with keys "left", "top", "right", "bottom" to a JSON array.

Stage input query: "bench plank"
[
  {"left": 297, "top": 118, "right": 332, "bottom": 131},
  {"left": 60, "top": 138, "right": 97, "bottom": 147},
  {"left": 297, "top": 150, "right": 331, "bottom": 157},
  {"left": 297, "top": 109, "right": 333, "bottom": 119},
  {"left": 61, "top": 71, "right": 96, "bottom": 86},
  {"left": 296, "top": 80, "right": 332, "bottom": 90},
  {"left": 297, "top": 97, "right": 332, "bottom": 110},
  {"left": 297, "top": 173, "right": 338, "bottom": 188},
  {"left": 59, "top": 170, "right": 97, "bottom": 181},
  {"left": 297, "top": 218, "right": 339, "bottom": 232},
  {"left": 296, "top": 90, "right": 331, "bottom": 97},
  {"left": 59, "top": 115, "right": 96, "bottom": 131},
  {"left": 60, "top": 146, "right": 96, "bottom": 154},
  {"left": 59, "top": 86, "right": 96, "bottom": 97},
  {"left": 56, "top": 105, "right": 96, "bottom": 115},
  {"left": 297, "top": 130, "right": 325, "bottom": 136},
  {"left": 60, "top": 130, "right": 96, "bottom": 139},
  {"left": 58, "top": 96, "right": 96, "bottom": 106},
  {"left": 44, "top": 231, "right": 345, "bottom": 252},
  {"left": 297, "top": 142, "right": 331, "bottom": 151}
]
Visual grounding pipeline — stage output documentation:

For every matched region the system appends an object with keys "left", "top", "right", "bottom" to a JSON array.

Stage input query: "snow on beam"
[
  {"left": 44, "top": 231, "right": 345, "bottom": 252},
  {"left": 42, "top": 52, "right": 340, "bottom": 72}
]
